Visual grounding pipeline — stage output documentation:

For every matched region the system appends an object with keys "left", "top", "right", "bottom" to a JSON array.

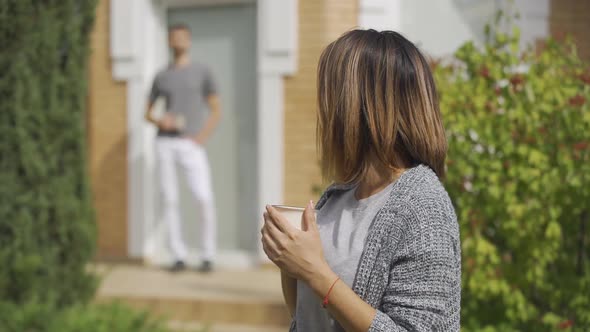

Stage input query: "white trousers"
[{"left": 156, "top": 137, "right": 216, "bottom": 262}]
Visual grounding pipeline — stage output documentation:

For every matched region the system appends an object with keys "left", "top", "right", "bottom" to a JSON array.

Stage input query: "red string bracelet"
[{"left": 322, "top": 277, "right": 340, "bottom": 308}]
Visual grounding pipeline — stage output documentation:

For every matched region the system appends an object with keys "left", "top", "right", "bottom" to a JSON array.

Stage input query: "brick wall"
[
  {"left": 550, "top": 0, "right": 590, "bottom": 61},
  {"left": 87, "top": 0, "right": 128, "bottom": 258},
  {"left": 283, "top": 0, "right": 358, "bottom": 206}
]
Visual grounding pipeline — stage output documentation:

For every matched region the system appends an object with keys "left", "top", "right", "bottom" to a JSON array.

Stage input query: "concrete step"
[
  {"left": 168, "top": 320, "right": 287, "bottom": 332},
  {"left": 94, "top": 263, "right": 291, "bottom": 328}
]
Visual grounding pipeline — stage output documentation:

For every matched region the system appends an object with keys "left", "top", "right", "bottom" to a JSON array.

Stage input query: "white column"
[
  {"left": 127, "top": 78, "right": 147, "bottom": 257},
  {"left": 110, "top": 0, "right": 167, "bottom": 258},
  {"left": 257, "top": 74, "right": 285, "bottom": 223},
  {"left": 110, "top": 0, "right": 141, "bottom": 80},
  {"left": 359, "top": 0, "right": 403, "bottom": 31},
  {"left": 138, "top": 1, "right": 168, "bottom": 259},
  {"left": 110, "top": 0, "right": 144, "bottom": 257},
  {"left": 511, "top": 0, "right": 550, "bottom": 49},
  {"left": 256, "top": 0, "right": 298, "bottom": 263}
]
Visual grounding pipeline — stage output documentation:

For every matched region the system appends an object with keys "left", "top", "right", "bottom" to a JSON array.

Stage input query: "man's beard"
[{"left": 173, "top": 48, "right": 188, "bottom": 57}]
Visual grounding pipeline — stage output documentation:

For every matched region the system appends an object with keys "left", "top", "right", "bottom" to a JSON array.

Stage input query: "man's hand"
[
  {"left": 157, "top": 113, "right": 178, "bottom": 131},
  {"left": 185, "top": 94, "right": 221, "bottom": 147},
  {"left": 188, "top": 132, "right": 207, "bottom": 146}
]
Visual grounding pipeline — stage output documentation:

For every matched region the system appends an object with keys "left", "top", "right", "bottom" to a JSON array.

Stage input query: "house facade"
[{"left": 88, "top": 0, "right": 588, "bottom": 265}]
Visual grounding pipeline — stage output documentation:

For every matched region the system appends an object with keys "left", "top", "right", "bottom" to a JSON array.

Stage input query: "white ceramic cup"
[
  {"left": 271, "top": 205, "right": 316, "bottom": 231},
  {"left": 174, "top": 114, "right": 186, "bottom": 130}
]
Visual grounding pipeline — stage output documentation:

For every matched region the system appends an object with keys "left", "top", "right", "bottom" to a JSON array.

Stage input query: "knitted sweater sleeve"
[{"left": 368, "top": 203, "right": 461, "bottom": 332}]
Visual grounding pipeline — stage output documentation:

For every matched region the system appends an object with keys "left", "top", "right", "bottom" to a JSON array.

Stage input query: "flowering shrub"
[{"left": 435, "top": 19, "right": 590, "bottom": 331}]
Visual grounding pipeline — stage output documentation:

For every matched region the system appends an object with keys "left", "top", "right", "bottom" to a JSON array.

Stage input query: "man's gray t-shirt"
[
  {"left": 149, "top": 63, "right": 216, "bottom": 136},
  {"left": 295, "top": 181, "right": 397, "bottom": 332}
]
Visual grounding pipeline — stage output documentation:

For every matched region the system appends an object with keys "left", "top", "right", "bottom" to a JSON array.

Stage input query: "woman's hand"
[
  {"left": 261, "top": 201, "right": 331, "bottom": 284},
  {"left": 263, "top": 202, "right": 377, "bottom": 332}
]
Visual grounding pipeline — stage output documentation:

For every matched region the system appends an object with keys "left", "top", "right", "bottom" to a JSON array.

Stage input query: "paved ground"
[
  {"left": 95, "top": 263, "right": 284, "bottom": 303},
  {"left": 169, "top": 321, "right": 286, "bottom": 332},
  {"left": 94, "top": 263, "right": 290, "bottom": 331}
]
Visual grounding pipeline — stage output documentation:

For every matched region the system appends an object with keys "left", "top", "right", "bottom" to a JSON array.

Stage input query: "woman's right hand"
[{"left": 262, "top": 202, "right": 331, "bottom": 284}]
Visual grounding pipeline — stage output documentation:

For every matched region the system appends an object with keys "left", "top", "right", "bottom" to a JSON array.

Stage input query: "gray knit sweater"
[{"left": 289, "top": 164, "right": 461, "bottom": 331}]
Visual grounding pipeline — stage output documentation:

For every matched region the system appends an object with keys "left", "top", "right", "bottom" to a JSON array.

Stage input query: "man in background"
[{"left": 145, "top": 24, "right": 221, "bottom": 273}]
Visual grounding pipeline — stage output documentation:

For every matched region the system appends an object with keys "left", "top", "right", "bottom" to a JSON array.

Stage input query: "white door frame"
[{"left": 109, "top": 0, "right": 298, "bottom": 264}]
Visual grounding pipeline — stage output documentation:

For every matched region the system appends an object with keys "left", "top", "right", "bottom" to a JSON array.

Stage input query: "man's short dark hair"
[{"left": 169, "top": 23, "right": 191, "bottom": 34}]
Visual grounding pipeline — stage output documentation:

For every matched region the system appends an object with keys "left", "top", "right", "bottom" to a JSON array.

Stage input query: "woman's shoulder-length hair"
[{"left": 317, "top": 29, "right": 447, "bottom": 184}]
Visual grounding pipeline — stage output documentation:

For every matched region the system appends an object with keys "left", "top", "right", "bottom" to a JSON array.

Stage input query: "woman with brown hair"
[{"left": 261, "top": 29, "right": 461, "bottom": 331}]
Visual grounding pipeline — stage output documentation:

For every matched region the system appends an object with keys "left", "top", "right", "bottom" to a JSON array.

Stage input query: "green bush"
[
  {"left": 0, "top": 3, "right": 184, "bottom": 332},
  {"left": 0, "top": 0, "right": 97, "bottom": 307},
  {"left": 0, "top": 301, "right": 171, "bottom": 332},
  {"left": 435, "top": 14, "right": 590, "bottom": 331}
]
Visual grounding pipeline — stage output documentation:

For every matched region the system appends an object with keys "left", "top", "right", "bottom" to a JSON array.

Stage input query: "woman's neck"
[{"left": 355, "top": 161, "right": 405, "bottom": 201}]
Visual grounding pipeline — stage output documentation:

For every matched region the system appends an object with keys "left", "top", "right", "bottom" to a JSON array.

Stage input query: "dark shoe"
[
  {"left": 197, "top": 260, "right": 213, "bottom": 273},
  {"left": 168, "top": 260, "right": 186, "bottom": 273}
]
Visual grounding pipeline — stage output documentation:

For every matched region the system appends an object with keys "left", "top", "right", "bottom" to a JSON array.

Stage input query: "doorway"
[{"left": 161, "top": 3, "right": 258, "bottom": 263}]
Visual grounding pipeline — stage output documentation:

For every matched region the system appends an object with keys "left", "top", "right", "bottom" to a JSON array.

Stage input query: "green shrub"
[
  {"left": 0, "top": 301, "right": 171, "bottom": 332},
  {"left": 435, "top": 13, "right": 590, "bottom": 331},
  {"left": 0, "top": 3, "right": 186, "bottom": 332},
  {"left": 0, "top": 0, "right": 97, "bottom": 307}
]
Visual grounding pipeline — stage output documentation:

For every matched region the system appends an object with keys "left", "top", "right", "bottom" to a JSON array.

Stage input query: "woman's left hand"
[{"left": 261, "top": 201, "right": 331, "bottom": 283}]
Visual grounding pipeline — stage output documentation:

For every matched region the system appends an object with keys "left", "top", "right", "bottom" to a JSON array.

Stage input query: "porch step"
[
  {"left": 94, "top": 263, "right": 291, "bottom": 328},
  {"left": 168, "top": 320, "right": 287, "bottom": 332}
]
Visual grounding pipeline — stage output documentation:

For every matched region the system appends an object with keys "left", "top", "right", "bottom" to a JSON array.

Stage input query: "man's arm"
[
  {"left": 145, "top": 100, "right": 159, "bottom": 125},
  {"left": 145, "top": 100, "right": 176, "bottom": 131},
  {"left": 190, "top": 94, "right": 221, "bottom": 145},
  {"left": 145, "top": 73, "right": 175, "bottom": 131}
]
